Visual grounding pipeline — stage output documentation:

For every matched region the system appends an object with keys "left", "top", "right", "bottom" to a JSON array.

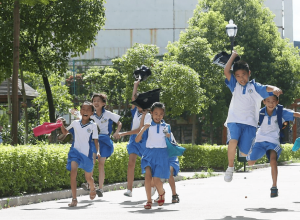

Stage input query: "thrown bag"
[
  {"left": 33, "top": 121, "right": 62, "bottom": 137},
  {"left": 292, "top": 137, "right": 300, "bottom": 152},
  {"left": 165, "top": 125, "right": 186, "bottom": 157}
]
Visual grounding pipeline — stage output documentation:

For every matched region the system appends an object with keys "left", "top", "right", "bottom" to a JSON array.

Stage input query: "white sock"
[{"left": 227, "top": 166, "right": 234, "bottom": 171}]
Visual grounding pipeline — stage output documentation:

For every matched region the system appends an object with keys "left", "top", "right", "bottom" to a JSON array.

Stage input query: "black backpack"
[{"left": 258, "top": 104, "right": 289, "bottom": 144}]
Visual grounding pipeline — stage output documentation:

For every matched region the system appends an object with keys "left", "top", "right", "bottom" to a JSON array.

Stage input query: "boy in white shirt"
[
  {"left": 247, "top": 95, "right": 300, "bottom": 197},
  {"left": 224, "top": 50, "right": 282, "bottom": 182}
]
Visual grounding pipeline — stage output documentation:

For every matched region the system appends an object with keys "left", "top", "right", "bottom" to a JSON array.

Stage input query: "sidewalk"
[{"left": 1, "top": 163, "right": 300, "bottom": 220}]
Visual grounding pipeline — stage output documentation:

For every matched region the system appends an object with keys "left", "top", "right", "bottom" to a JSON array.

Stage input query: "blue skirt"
[
  {"left": 99, "top": 134, "right": 114, "bottom": 158},
  {"left": 127, "top": 134, "right": 146, "bottom": 157},
  {"left": 66, "top": 147, "right": 94, "bottom": 173},
  {"left": 169, "top": 157, "right": 180, "bottom": 176},
  {"left": 141, "top": 148, "right": 170, "bottom": 179}
]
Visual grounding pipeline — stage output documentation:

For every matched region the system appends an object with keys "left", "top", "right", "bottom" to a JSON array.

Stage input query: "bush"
[{"left": 1, "top": 143, "right": 299, "bottom": 197}]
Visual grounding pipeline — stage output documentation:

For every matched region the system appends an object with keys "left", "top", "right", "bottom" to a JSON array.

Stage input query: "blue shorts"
[
  {"left": 169, "top": 157, "right": 180, "bottom": 177},
  {"left": 127, "top": 134, "right": 146, "bottom": 157},
  {"left": 99, "top": 134, "right": 114, "bottom": 158},
  {"left": 246, "top": 141, "right": 282, "bottom": 161},
  {"left": 227, "top": 123, "right": 256, "bottom": 155}
]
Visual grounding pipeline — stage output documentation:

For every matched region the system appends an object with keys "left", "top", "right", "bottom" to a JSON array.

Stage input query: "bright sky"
[{"left": 294, "top": 0, "right": 300, "bottom": 41}]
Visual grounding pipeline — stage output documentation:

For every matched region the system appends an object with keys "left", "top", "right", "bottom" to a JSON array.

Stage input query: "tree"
[{"left": 166, "top": 0, "right": 300, "bottom": 144}]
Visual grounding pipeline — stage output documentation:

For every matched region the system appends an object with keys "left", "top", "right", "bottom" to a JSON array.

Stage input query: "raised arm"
[
  {"left": 294, "top": 112, "right": 300, "bottom": 118},
  {"left": 266, "top": 85, "right": 283, "bottom": 97},
  {"left": 224, "top": 50, "right": 239, "bottom": 81},
  {"left": 58, "top": 119, "right": 69, "bottom": 135},
  {"left": 131, "top": 81, "right": 140, "bottom": 109}
]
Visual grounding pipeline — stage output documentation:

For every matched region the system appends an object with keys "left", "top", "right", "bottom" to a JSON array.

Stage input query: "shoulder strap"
[
  {"left": 277, "top": 104, "right": 283, "bottom": 129},
  {"left": 259, "top": 107, "right": 266, "bottom": 126}
]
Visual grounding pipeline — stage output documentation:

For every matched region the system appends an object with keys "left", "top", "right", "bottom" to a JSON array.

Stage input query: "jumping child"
[
  {"left": 59, "top": 101, "right": 99, "bottom": 207},
  {"left": 247, "top": 95, "right": 300, "bottom": 197},
  {"left": 119, "top": 80, "right": 152, "bottom": 197},
  {"left": 224, "top": 50, "right": 282, "bottom": 182}
]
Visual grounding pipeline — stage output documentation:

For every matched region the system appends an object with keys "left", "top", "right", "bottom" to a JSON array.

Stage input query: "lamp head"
[{"left": 226, "top": 19, "right": 238, "bottom": 38}]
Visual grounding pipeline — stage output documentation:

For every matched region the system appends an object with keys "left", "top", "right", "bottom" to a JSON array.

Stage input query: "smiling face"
[
  {"left": 151, "top": 107, "right": 164, "bottom": 124},
  {"left": 234, "top": 69, "right": 250, "bottom": 86},
  {"left": 80, "top": 104, "right": 94, "bottom": 122},
  {"left": 92, "top": 96, "right": 106, "bottom": 110},
  {"left": 263, "top": 96, "right": 279, "bottom": 112}
]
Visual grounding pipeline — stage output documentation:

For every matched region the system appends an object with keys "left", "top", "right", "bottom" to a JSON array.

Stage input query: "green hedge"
[{"left": 1, "top": 143, "right": 300, "bottom": 197}]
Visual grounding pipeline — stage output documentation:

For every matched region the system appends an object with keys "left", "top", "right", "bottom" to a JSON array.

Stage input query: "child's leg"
[
  {"left": 70, "top": 161, "right": 79, "bottom": 199},
  {"left": 269, "top": 150, "right": 278, "bottom": 187},
  {"left": 85, "top": 172, "right": 95, "bottom": 191},
  {"left": 127, "top": 153, "right": 137, "bottom": 191},
  {"left": 145, "top": 167, "right": 152, "bottom": 202},
  {"left": 228, "top": 139, "right": 238, "bottom": 167},
  {"left": 153, "top": 177, "right": 164, "bottom": 200},
  {"left": 98, "top": 157, "right": 106, "bottom": 189},
  {"left": 169, "top": 167, "right": 176, "bottom": 195}
]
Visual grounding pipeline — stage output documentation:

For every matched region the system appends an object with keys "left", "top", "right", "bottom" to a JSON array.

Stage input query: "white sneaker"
[
  {"left": 81, "top": 182, "right": 89, "bottom": 191},
  {"left": 96, "top": 188, "right": 104, "bottom": 197},
  {"left": 224, "top": 167, "right": 234, "bottom": 182},
  {"left": 124, "top": 190, "right": 132, "bottom": 197},
  {"left": 151, "top": 187, "right": 156, "bottom": 197}
]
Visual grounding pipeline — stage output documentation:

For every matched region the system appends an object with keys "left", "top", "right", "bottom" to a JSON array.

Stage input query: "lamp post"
[{"left": 226, "top": 19, "right": 238, "bottom": 54}]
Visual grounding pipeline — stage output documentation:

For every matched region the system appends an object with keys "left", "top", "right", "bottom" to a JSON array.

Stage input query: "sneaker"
[
  {"left": 224, "top": 167, "right": 234, "bottom": 182},
  {"left": 124, "top": 190, "right": 132, "bottom": 197},
  {"left": 270, "top": 187, "right": 278, "bottom": 198},
  {"left": 151, "top": 187, "right": 156, "bottom": 197},
  {"left": 172, "top": 194, "right": 180, "bottom": 203},
  {"left": 96, "top": 188, "right": 104, "bottom": 197},
  {"left": 81, "top": 182, "right": 90, "bottom": 191}
]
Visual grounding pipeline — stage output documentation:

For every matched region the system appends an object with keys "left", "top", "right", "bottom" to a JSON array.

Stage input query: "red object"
[{"left": 33, "top": 121, "right": 63, "bottom": 137}]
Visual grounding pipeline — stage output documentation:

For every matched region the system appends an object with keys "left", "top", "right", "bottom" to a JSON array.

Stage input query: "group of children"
[
  {"left": 59, "top": 80, "right": 179, "bottom": 208},
  {"left": 223, "top": 50, "right": 300, "bottom": 198},
  {"left": 59, "top": 49, "right": 298, "bottom": 208}
]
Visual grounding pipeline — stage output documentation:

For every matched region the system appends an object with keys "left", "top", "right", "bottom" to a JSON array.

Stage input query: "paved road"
[{"left": 1, "top": 164, "right": 300, "bottom": 220}]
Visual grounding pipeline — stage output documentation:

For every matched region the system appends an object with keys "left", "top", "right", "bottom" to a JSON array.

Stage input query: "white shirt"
[
  {"left": 90, "top": 108, "right": 121, "bottom": 135},
  {"left": 67, "top": 120, "right": 98, "bottom": 157},
  {"left": 131, "top": 107, "right": 152, "bottom": 130},
  {"left": 225, "top": 74, "right": 270, "bottom": 127},
  {"left": 255, "top": 107, "right": 294, "bottom": 145},
  {"left": 145, "top": 121, "right": 168, "bottom": 148}
]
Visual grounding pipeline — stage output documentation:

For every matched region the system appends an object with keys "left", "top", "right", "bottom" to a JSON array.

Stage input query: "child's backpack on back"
[{"left": 258, "top": 104, "right": 290, "bottom": 144}]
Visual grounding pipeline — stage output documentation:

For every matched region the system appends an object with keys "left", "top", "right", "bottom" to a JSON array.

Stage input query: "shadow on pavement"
[
  {"left": 245, "top": 207, "right": 294, "bottom": 213},
  {"left": 119, "top": 200, "right": 147, "bottom": 206},
  {"left": 59, "top": 203, "right": 93, "bottom": 210},
  {"left": 129, "top": 207, "right": 179, "bottom": 214},
  {"left": 206, "top": 216, "right": 269, "bottom": 220}
]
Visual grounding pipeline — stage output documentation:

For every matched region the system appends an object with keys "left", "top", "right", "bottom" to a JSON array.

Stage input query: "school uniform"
[
  {"left": 66, "top": 120, "right": 98, "bottom": 173},
  {"left": 127, "top": 107, "right": 152, "bottom": 157},
  {"left": 247, "top": 107, "right": 294, "bottom": 161},
  {"left": 225, "top": 73, "right": 270, "bottom": 154},
  {"left": 90, "top": 108, "right": 121, "bottom": 158},
  {"left": 140, "top": 121, "right": 170, "bottom": 179}
]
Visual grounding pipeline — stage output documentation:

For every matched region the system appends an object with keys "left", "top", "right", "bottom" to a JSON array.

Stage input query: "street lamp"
[{"left": 226, "top": 19, "right": 238, "bottom": 53}]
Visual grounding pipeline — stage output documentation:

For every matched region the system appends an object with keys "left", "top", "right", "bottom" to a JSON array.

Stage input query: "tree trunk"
[
  {"left": 209, "top": 106, "right": 213, "bottom": 145},
  {"left": 11, "top": 1, "right": 20, "bottom": 145},
  {"left": 192, "top": 113, "right": 196, "bottom": 145},
  {"left": 42, "top": 75, "right": 57, "bottom": 143},
  {"left": 7, "top": 78, "right": 12, "bottom": 126},
  {"left": 20, "top": 68, "right": 28, "bottom": 144}
]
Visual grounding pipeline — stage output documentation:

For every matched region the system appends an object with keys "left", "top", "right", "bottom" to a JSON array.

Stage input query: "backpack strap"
[
  {"left": 276, "top": 104, "right": 283, "bottom": 129},
  {"left": 259, "top": 107, "right": 266, "bottom": 126}
]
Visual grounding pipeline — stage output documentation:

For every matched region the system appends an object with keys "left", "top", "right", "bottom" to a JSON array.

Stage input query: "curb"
[
  {"left": 237, "top": 160, "right": 293, "bottom": 171},
  {"left": 0, "top": 176, "right": 184, "bottom": 208}
]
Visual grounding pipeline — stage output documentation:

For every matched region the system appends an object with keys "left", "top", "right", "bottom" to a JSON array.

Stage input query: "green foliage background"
[{"left": 1, "top": 143, "right": 299, "bottom": 197}]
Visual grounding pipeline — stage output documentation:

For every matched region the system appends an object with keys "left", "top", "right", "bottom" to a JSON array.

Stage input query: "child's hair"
[
  {"left": 81, "top": 101, "right": 95, "bottom": 112},
  {"left": 264, "top": 95, "right": 279, "bottom": 101},
  {"left": 91, "top": 93, "right": 107, "bottom": 105},
  {"left": 150, "top": 102, "right": 165, "bottom": 112},
  {"left": 233, "top": 60, "right": 250, "bottom": 74}
]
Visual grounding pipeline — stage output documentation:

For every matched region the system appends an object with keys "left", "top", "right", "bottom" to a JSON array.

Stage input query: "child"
[
  {"left": 135, "top": 102, "right": 170, "bottom": 209},
  {"left": 90, "top": 93, "right": 122, "bottom": 197},
  {"left": 59, "top": 101, "right": 99, "bottom": 207},
  {"left": 247, "top": 95, "right": 300, "bottom": 197},
  {"left": 153, "top": 156, "right": 180, "bottom": 203},
  {"left": 118, "top": 80, "right": 152, "bottom": 197},
  {"left": 224, "top": 50, "right": 282, "bottom": 182}
]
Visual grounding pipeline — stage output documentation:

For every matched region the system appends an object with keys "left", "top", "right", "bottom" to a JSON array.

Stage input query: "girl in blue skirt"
[
  {"left": 119, "top": 81, "right": 152, "bottom": 197},
  {"left": 136, "top": 102, "right": 170, "bottom": 209},
  {"left": 90, "top": 93, "right": 122, "bottom": 197}
]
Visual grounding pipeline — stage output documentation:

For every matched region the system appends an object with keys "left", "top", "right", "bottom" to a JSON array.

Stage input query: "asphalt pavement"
[{"left": 1, "top": 163, "right": 300, "bottom": 220}]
